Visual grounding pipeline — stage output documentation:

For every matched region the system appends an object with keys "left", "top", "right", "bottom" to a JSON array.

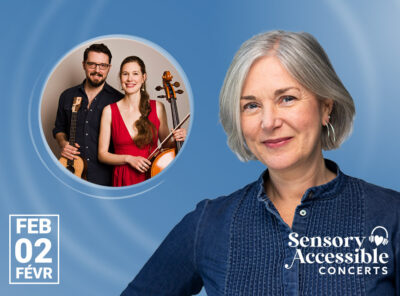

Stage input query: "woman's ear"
[{"left": 321, "top": 99, "right": 334, "bottom": 124}]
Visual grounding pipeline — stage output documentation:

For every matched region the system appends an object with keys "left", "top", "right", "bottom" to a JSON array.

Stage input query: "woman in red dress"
[{"left": 98, "top": 56, "right": 186, "bottom": 186}]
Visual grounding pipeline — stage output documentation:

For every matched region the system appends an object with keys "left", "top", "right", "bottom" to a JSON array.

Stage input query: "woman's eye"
[
  {"left": 281, "top": 96, "right": 296, "bottom": 104},
  {"left": 242, "top": 102, "right": 259, "bottom": 110}
]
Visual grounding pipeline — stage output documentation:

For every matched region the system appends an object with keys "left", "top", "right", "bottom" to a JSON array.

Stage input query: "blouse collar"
[{"left": 256, "top": 159, "right": 347, "bottom": 203}]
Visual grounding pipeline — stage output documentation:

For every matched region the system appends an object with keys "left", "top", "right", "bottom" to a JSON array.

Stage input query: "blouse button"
[{"left": 299, "top": 209, "right": 307, "bottom": 217}]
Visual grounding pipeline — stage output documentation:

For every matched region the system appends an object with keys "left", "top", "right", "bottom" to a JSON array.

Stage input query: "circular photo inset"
[{"left": 41, "top": 36, "right": 191, "bottom": 188}]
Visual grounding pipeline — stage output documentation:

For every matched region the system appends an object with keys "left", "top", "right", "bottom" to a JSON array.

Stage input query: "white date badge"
[{"left": 9, "top": 215, "right": 59, "bottom": 284}]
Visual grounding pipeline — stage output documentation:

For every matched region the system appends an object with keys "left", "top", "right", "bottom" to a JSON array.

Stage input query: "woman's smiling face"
[
  {"left": 120, "top": 61, "right": 146, "bottom": 95},
  {"left": 240, "top": 55, "right": 332, "bottom": 171}
]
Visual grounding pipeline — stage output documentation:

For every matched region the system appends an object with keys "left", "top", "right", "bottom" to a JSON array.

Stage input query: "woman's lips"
[{"left": 263, "top": 137, "right": 292, "bottom": 148}]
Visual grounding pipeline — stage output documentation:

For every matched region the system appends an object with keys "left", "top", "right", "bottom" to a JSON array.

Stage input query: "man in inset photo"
[{"left": 52, "top": 43, "right": 124, "bottom": 186}]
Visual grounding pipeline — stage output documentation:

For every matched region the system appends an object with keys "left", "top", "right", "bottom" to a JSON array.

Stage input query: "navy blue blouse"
[{"left": 121, "top": 160, "right": 400, "bottom": 295}]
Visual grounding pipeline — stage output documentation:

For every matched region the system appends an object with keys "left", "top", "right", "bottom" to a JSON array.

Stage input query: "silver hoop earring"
[{"left": 326, "top": 121, "right": 336, "bottom": 143}]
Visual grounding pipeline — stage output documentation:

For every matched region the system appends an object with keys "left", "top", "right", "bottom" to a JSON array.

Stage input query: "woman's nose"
[{"left": 261, "top": 106, "right": 282, "bottom": 130}]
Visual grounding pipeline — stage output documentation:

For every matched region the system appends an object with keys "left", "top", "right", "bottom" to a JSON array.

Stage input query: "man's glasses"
[{"left": 85, "top": 62, "right": 110, "bottom": 70}]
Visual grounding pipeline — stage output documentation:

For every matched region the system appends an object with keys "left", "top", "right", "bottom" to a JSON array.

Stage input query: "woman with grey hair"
[{"left": 121, "top": 31, "right": 400, "bottom": 296}]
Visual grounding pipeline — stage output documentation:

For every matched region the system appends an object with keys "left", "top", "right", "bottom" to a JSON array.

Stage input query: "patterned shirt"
[{"left": 121, "top": 160, "right": 400, "bottom": 295}]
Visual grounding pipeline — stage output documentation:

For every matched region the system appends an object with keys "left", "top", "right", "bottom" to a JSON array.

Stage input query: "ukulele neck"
[
  {"left": 67, "top": 111, "right": 78, "bottom": 167},
  {"left": 69, "top": 111, "right": 78, "bottom": 146}
]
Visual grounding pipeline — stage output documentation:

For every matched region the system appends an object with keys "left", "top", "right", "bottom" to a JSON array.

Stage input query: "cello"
[{"left": 147, "top": 71, "right": 188, "bottom": 178}]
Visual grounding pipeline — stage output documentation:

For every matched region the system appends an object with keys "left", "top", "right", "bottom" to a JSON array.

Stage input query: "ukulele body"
[{"left": 59, "top": 156, "right": 87, "bottom": 179}]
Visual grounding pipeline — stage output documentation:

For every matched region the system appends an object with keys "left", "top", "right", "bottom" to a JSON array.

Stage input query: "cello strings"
[{"left": 147, "top": 113, "right": 191, "bottom": 159}]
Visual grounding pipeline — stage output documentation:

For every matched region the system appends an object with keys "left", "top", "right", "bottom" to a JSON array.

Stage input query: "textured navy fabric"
[{"left": 121, "top": 160, "right": 400, "bottom": 295}]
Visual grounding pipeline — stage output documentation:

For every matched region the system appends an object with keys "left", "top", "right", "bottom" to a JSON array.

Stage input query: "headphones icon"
[{"left": 368, "top": 226, "right": 389, "bottom": 246}]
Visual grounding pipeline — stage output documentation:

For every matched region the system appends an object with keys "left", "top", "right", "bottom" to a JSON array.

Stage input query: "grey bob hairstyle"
[{"left": 219, "top": 30, "right": 355, "bottom": 161}]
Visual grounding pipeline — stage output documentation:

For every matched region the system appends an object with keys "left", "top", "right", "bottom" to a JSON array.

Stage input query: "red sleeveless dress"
[{"left": 110, "top": 100, "right": 160, "bottom": 186}]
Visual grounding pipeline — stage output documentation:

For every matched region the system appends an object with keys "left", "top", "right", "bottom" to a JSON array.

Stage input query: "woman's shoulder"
[
  {"left": 181, "top": 181, "right": 259, "bottom": 248},
  {"left": 151, "top": 100, "right": 163, "bottom": 115},
  {"left": 191, "top": 180, "right": 259, "bottom": 221},
  {"left": 153, "top": 100, "right": 164, "bottom": 111},
  {"left": 101, "top": 103, "right": 115, "bottom": 115},
  {"left": 346, "top": 175, "right": 400, "bottom": 207},
  {"left": 344, "top": 176, "right": 400, "bottom": 242}
]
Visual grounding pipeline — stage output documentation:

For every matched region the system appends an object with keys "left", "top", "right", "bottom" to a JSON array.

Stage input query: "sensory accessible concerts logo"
[{"left": 284, "top": 226, "right": 390, "bottom": 275}]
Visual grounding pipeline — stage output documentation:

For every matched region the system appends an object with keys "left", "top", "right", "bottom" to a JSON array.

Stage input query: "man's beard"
[{"left": 87, "top": 72, "right": 106, "bottom": 87}]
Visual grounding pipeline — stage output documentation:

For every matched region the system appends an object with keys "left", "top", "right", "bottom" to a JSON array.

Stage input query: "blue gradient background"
[{"left": 1, "top": 1, "right": 399, "bottom": 295}]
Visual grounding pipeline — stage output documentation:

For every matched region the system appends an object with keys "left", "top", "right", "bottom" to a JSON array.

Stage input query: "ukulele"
[{"left": 59, "top": 97, "right": 87, "bottom": 179}]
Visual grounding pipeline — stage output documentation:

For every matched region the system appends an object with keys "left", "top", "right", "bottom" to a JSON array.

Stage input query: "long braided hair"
[{"left": 120, "top": 56, "right": 156, "bottom": 148}]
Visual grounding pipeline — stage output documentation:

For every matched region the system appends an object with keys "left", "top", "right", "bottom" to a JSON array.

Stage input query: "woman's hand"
[
  {"left": 172, "top": 128, "right": 187, "bottom": 142},
  {"left": 126, "top": 155, "right": 152, "bottom": 173}
]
